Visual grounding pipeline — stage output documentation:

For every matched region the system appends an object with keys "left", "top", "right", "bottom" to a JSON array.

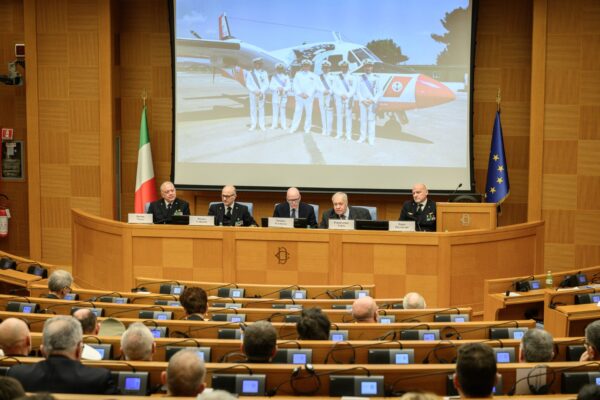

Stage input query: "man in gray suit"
[{"left": 319, "top": 192, "right": 371, "bottom": 228}]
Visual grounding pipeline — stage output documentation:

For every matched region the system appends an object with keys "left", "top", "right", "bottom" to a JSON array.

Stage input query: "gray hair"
[
  {"left": 403, "top": 292, "right": 426, "bottom": 309},
  {"left": 585, "top": 320, "right": 600, "bottom": 353},
  {"left": 120, "top": 322, "right": 154, "bottom": 361},
  {"left": 332, "top": 192, "right": 348, "bottom": 204},
  {"left": 48, "top": 270, "right": 73, "bottom": 293},
  {"left": 42, "top": 316, "right": 82, "bottom": 355},
  {"left": 521, "top": 328, "right": 553, "bottom": 362},
  {"left": 167, "top": 348, "right": 206, "bottom": 396},
  {"left": 196, "top": 389, "right": 238, "bottom": 400}
]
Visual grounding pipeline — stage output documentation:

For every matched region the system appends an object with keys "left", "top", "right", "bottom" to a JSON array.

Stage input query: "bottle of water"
[{"left": 545, "top": 270, "right": 553, "bottom": 288}]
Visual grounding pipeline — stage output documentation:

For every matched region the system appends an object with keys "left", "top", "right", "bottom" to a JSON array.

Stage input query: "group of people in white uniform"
[{"left": 244, "top": 57, "right": 381, "bottom": 145}]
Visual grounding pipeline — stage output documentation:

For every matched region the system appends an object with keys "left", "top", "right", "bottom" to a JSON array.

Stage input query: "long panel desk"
[{"left": 72, "top": 209, "right": 545, "bottom": 312}]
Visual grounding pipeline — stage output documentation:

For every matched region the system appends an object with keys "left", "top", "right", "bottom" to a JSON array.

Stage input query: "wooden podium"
[{"left": 436, "top": 202, "right": 497, "bottom": 232}]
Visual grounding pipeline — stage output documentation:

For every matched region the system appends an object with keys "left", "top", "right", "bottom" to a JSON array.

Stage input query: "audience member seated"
[
  {"left": 0, "top": 376, "right": 26, "bottom": 400},
  {"left": 120, "top": 322, "right": 156, "bottom": 361},
  {"left": 242, "top": 321, "right": 277, "bottom": 363},
  {"left": 519, "top": 328, "right": 554, "bottom": 362},
  {"left": 399, "top": 393, "right": 439, "bottom": 400},
  {"left": 402, "top": 292, "right": 427, "bottom": 309},
  {"left": 351, "top": 296, "right": 378, "bottom": 323},
  {"left": 161, "top": 348, "right": 206, "bottom": 397},
  {"left": 578, "top": 383, "right": 600, "bottom": 400},
  {"left": 72, "top": 308, "right": 102, "bottom": 360},
  {"left": 580, "top": 320, "right": 600, "bottom": 361},
  {"left": 296, "top": 307, "right": 330, "bottom": 340},
  {"left": 452, "top": 343, "right": 497, "bottom": 398},
  {"left": 0, "top": 318, "right": 31, "bottom": 357},
  {"left": 7, "top": 316, "right": 117, "bottom": 394},
  {"left": 44, "top": 270, "right": 73, "bottom": 299},
  {"left": 180, "top": 287, "right": 208, "bottom": 320}
]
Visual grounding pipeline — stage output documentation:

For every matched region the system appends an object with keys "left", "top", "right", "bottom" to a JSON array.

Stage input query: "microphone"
[
  {"left": 206, "top": 282, "right": 239, "bottom": 293},
  {"left": 253, "top": 285, "right": 301, "bottom": 299},
  {"left": 312, "top": 284, "right": 364, "bottom": 299},
  {"left": 421, "top": 340, "right": 457, "bottom": 364},
  {"left": 130, "top": 294, "right": 178, "bottom": 303},
  {"left": 398, "top": 307, "right": 462, "bottom": 323},
  {"left": 444, "top": 320, "right": 519, "bottom": 339},
  {"left": 41, "top": 300, "right": 97, "bottom": 314},
  {"left": 265, "top": 308, "right": 303, "bottom": 323},
  {"left": 106, "top": 304, "right": 164, "bottom": 318},
  {"left": 132, "top": 280, "right": 181, "bottom": 293},
  {"left": 88, "top": 291, "right": 123, "bottom": 302}
]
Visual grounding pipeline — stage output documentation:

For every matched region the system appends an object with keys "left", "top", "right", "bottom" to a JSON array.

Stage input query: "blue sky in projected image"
[{"left": 175, "top": 0, "right": 470, "bottom": 65}]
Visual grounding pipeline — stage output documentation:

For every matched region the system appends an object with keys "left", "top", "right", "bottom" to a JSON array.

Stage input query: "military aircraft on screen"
[{"left": 176, "top": 13, "right": 456, "bottom": 129}]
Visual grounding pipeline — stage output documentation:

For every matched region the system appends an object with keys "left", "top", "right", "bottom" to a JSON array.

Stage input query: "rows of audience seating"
[{"left": 0, "top": 265, "right": 599, "bottom": 398}]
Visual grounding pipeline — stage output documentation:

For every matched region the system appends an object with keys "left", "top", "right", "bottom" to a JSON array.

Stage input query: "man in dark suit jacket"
[
  {"left": 319, "top": 192, "right": 372, "bottom": 228},
  {"left": 8, "top": 316, "right": 117, "bottom": 394},
  {"left": 399, "top": 183, "right": 437, "bottom": 232},
  {"left": 147, "top": 181, "right": 190, "bottom": 224},
  {"left": 273, "top": 187, "right": 318, "bottom": 228},
  {"left": 208, "top": 185, "right": 257, "bottom": 226}
]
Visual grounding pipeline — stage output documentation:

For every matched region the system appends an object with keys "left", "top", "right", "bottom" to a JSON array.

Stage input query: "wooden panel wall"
[
  {"left": 542, "top": 0, "right": 600, "bottom": 271},
  {"left": 0, "top": 0, "right": 29, "bottom": 256},
  {"left": 23, "top": 0, "right": 107, "bottom": 263}
]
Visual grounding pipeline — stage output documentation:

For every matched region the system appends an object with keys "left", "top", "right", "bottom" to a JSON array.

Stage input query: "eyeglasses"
[
  {"left": 222, "top": 194, "right": 236, "bottom": 199},
  {"left": 287, "top": 197, "right": 300, "bottom": 203}
]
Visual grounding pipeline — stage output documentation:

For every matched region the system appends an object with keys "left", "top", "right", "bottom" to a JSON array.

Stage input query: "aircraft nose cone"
[{"left": 415, "top": 74, "right": 456, "bottom": 108}]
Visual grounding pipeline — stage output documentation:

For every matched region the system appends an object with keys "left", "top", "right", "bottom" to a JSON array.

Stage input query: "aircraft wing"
[{"left": 176, "top": 38, "right": 284, "bottom": 72}]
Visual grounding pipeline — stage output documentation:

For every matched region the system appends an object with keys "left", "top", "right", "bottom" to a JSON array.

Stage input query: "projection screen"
[{"left": 171, "top": 0, "right": 476, "bottom": 192}]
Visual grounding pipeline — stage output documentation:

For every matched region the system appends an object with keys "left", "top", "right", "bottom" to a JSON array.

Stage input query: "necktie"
[
  {"left": 340, "top": 214, "right": 346, "bottom": 220},
  {"left": 226, "top": 207, "right": 232, "bottom": 218},
  {"left": 417, "top": 204, "right": 423, "bottom": 213},
  {"left": 167, "top": 203, "right": 172, "bottom": 212},
  {"left": 291, "top": 209, "right": 296, "bottom": 219}
]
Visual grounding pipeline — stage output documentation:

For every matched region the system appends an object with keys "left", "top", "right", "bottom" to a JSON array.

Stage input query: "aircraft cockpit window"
[
  {"left": 353, "top": 47, "right": 379, "bottom": 63},
  {"left": 347, "top": 51, "right": 358, "bottom": 65}
]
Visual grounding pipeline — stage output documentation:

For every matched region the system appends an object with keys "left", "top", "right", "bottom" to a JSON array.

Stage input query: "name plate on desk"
[
  {"left": 127, "top": 213, "right": 153, "bottom": 224},
  {"left": 189, "top": 216, "right": 214, "bottom": 226},
  {"left": 389, "top": 221, "right": 416, "bottom": 232},
  {"left": 328, "top": 219, "right": 355, "bottom": 230},
  {"left": 267, "top": 217, "right": 294, "bottom": 228}
]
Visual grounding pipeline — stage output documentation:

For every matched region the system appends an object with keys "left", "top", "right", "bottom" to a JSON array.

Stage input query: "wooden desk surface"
[{"left": 72, "top": 209, "right": 545, "bottom": 313}]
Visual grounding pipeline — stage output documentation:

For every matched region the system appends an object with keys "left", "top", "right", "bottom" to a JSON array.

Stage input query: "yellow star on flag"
[
  {"left": 489, "top": 187, "right": 496, "bottom": 194},
  {"left": 497, "top": 165, "right": 504, "bottom": 172},
  {"left": 496, "top": 177, "right": 503, "bottom": 184},
  {"left": 492, "top": 154, "right": 499, "bottom": 161}
]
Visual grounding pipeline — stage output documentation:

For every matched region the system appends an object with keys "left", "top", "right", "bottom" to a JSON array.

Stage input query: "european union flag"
[{"left": 485, "top": 111, "right": 509, "bottom": 203}]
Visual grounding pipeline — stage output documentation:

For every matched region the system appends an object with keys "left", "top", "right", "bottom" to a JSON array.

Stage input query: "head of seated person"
[
  {"left": 179, "top": 287, "right": 208, "bottom": 320},
  {"left": 41, "top": 316, "right": 84, "bottom": 360},
  {"left": 0, "top": 318, "right": 31, "bottom": 357},
  {"left": 296, "top": 307, "right": 330, "bottom": 340},
  {"left": 72, "top": 308, "right": 99, "bottom": 335},
  {"left": 161, "top": 348, "right": 206, "bottom": 397},
  {"left": 242, "top": 321, "right": 277, "bottom": 363},
  {"left": 581, "top": 320, "right": 600, "bottom": 361},
  {"left": 120, "top": 322, "right": 156, "bottom": 361},
  {"left": 0, "top": 376, "right": 25, "bottom": 399},
  {"left": 196, "top": 389, "right": 238, "bottom": 400},
  {"left": 453, "top": 343, "right": 497, "bottom": 398},
  {"left": 402, "top": 292, "right": 426, "bottom": 309},
  {"left": 519, "top": 328, "right": 554, "bottom": 362},
  {"left": 351, "top": 296, "right": 378, "bottom": 323},
  {"left": 578, "top": 383, "right": 600, "bottom": 400},
  {"left": 46, "top": 270, "right": 73, "bottom": 299}
]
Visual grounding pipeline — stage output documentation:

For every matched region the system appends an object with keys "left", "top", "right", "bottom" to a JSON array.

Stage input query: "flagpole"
[
  {"left": 496, "top": 88, "right": 501, "bottom": 113},
  {"left": 141, "top": 88, "right": 147, "bottom": 107}
]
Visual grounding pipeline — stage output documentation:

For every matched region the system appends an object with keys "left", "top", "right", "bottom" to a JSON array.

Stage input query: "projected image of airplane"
[{"left": 176, "top": 14, "right": 456, "bottom": 131}]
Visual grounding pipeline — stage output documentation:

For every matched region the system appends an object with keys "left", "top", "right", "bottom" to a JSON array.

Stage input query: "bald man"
[
  {"left": 399, "top": 183, "right": 437, "bottom": 232},
  {"left": 0, "top": 318, "right": 31, "bottom": 356},
  {"left": 147, "top": 181, "right": 190, "bottom": 224},
  {"left": 273, "top": 187, "right": 318, "bottom": 228},
  {"left": 208, "top": 185, "right": 257, "bottom": 226},
  {"left": 403, "top": 292, "right": 427, "bottom": 309},
  {"left": 161, "top": 348, "right": 206, "bottom": 397},
  {"left": 351, "top": 296, "right": 378, "bottom": 323}
]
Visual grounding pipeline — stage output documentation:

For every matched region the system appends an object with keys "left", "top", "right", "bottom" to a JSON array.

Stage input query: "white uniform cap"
[
  {"left": 301, "top": 59, "right": 313, "bottom": 66},
  {"left": 338, "top": 60, "right": 349, "bottom": 67},
  {"left": 252, "top": 57, "right": 263, "bottom": 63}
]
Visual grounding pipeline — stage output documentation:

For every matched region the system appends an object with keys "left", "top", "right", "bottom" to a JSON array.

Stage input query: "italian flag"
[{"left": 134, "top": 105, "right": 158, "bottom": 213}]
